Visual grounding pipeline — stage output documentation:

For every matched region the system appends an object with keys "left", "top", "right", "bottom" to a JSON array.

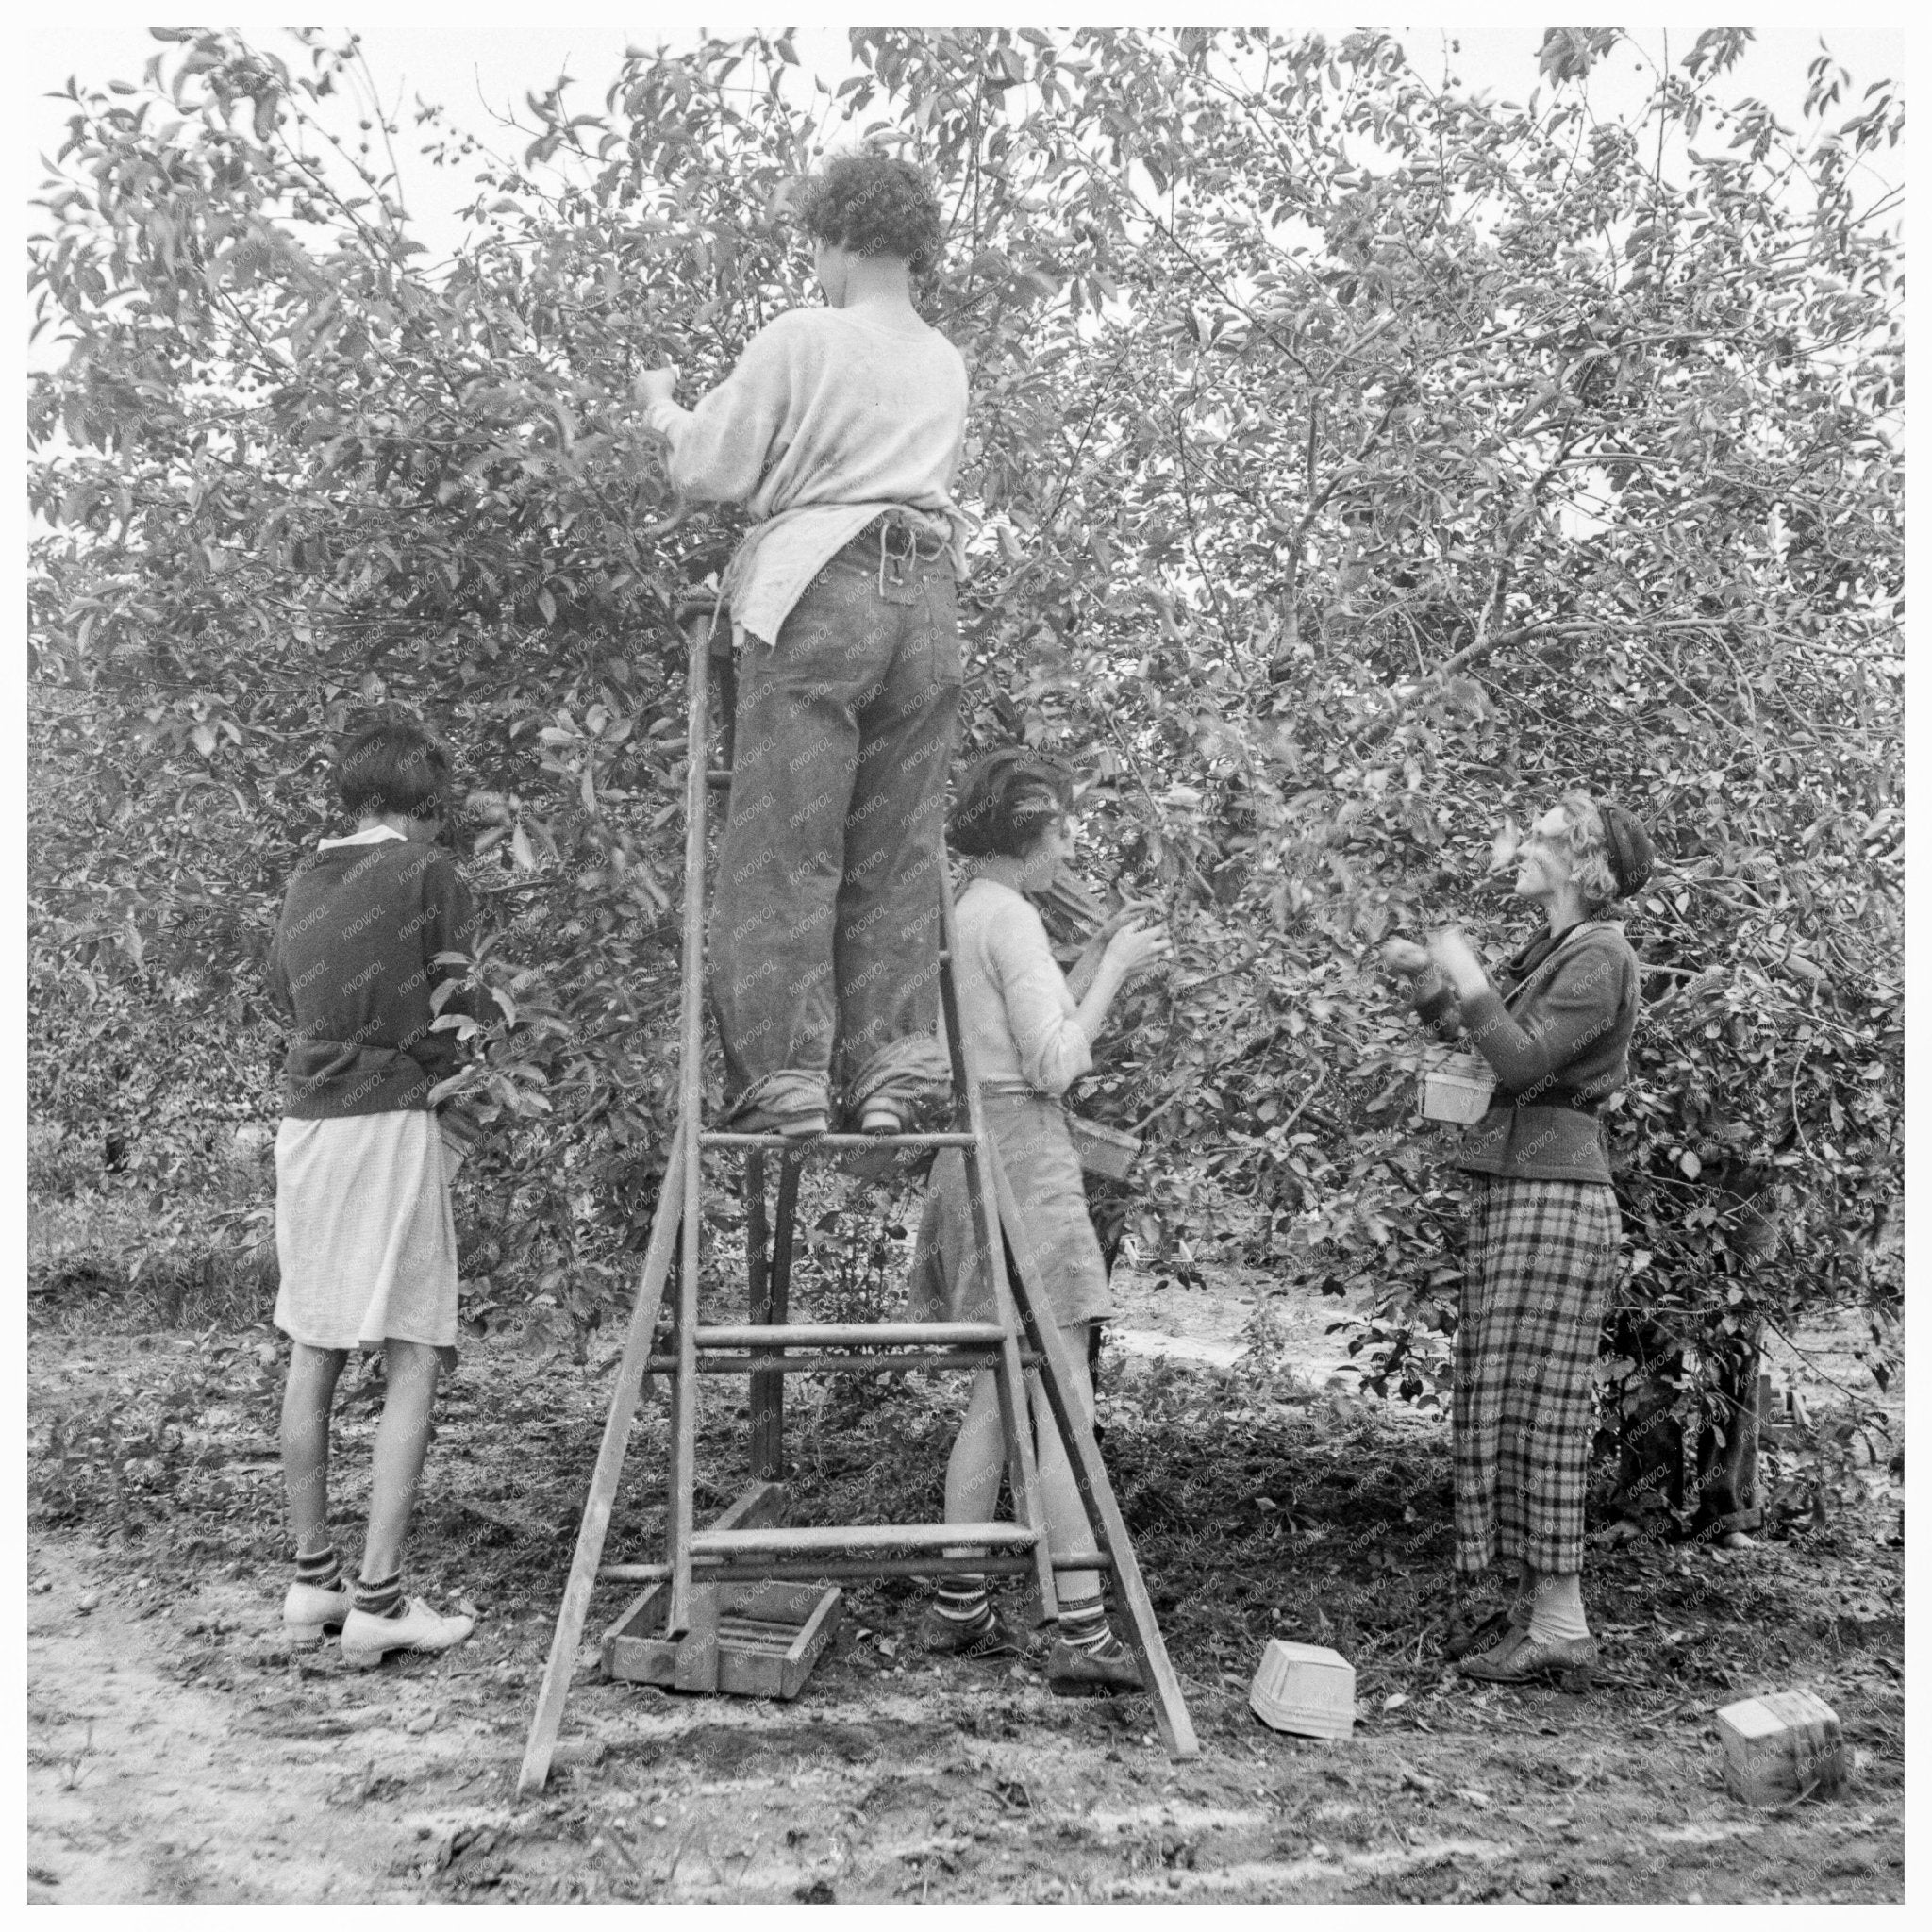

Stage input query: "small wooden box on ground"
[
  {"left": 600, "top": 1479, "right": 842, "bottom": 1700},
  {"left": 603, "top": 1576, "right": 841, "bottom": 1699},
  {"left": 1250, "top": 1640, "right": 1355, "bottom": 1740},
  {"left": 1716, "top": 1690, "right": 1848, "bottom": 1806}
]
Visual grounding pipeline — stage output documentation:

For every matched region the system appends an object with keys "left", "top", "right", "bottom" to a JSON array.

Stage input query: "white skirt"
[{"left": 273, "top": 1111, "right": 459, "bottom": 1351}]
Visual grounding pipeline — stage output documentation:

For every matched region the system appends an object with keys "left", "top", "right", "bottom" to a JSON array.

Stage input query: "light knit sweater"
[
  {"left": 658, "top": 306, "right": 970, "bottom": 646},
  {"left": 948, "top": 877, "right": 1093, "bottom": 1097}
]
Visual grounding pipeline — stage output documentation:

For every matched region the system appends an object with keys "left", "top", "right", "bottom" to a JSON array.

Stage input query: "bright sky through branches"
[{"left": 25, "top": 22, "right": 1905, "bottom": 272}]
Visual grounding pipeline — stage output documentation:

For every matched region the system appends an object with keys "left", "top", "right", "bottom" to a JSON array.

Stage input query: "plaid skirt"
[{"left": 1454, "top": 1174, "right": 1617, "bottom": 1577}]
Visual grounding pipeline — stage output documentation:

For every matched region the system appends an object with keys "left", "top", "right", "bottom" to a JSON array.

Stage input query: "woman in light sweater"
[
  {"left": 638, "top": 152, "right": 969, "bottom": 1138},
  {"left": 1384, "top": 791, "right": 1654, "bottom": 1692},
  {"left": 910, "top": 752, "right": 1171, "bottom": 1695}
]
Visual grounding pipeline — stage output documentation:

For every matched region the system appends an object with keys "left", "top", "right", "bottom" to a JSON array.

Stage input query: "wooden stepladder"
[{"left": 517, "top": 597, "right": 1198, "bottom": 1793}]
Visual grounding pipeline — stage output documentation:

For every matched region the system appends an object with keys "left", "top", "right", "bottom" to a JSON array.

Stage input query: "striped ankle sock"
[
  {"left": 295, "top": 1546, "right": 341, "bottom": 1590},
  {"left": 1058, "top": 1594, "right": 1125, "bottom": 1658},
  {"left": 354, "top": 1570, "right": 406, "bottom": 1621},
  {"left": 934, "top": 1576, "right": 992, "bottom": 1635}
]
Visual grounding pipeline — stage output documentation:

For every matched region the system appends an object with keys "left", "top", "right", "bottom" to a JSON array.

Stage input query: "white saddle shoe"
[
  {"left": 282, "top": 1577, "right": 352, "bottom": 1643},
  {"left": 340, "top": 1596, "right": 475, "bottom": 1670}
]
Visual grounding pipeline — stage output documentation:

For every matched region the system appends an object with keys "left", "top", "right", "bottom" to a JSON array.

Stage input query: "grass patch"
[{"left": 29, "top": 1185, "right": 278, "bottom": 1333}]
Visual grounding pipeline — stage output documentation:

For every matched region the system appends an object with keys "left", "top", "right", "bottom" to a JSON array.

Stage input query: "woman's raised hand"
[
  {"left": 634, "top": 366, "right": 678, "bottom": 407},
  {"left": 1381, "top": 937, "right": 1430, "bottom": 977},
  {"left": 1094, "top": 898, "right": 1158, "bottom": 940},
  {"left": 1102, "top": 918, "right": 1173, "bottom": 981},
  {"left": 1425, "top": 924, "right": 1488, "bottom": 997}
]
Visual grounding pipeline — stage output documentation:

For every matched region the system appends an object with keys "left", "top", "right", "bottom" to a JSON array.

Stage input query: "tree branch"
[{"left": 1348, "top": 617, "right": 1775, "bottom": 754}]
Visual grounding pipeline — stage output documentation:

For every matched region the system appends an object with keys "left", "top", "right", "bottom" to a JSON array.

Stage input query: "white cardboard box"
[
  {"left": 1250, "top": 1639, "right": 1355, "bottom": 1740},
  {"left": 1716, "top": 1690, "right": 1847, "bottom": 1806}
]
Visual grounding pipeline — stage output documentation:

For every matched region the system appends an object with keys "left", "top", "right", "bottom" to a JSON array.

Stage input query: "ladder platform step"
[
  {"left": 691, "top": 1523, "right": 1039, "bottom": 1557},
  {"left": 693, "top": 1322, "right": 1008, "bottom": 1350},
  {"left": 596, "top": 1551, "right": 1112, "bottom": 1585},
  {"left": 701, "top": 1130, "right": 976, "bottom": 1151}
]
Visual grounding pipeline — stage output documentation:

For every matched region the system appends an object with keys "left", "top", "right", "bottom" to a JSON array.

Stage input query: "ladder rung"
[
  {"left": 706, "top": 768, "right": 732, "bottom": 787},
  {"left": 692, "top": 1523, "right": 1039, "bottom": 1557},
  {"left": 694, "top": 1322, "right": 1007, "bottom": 1350},
  {"left": 700, "top": 1130, "right": 977, "bottom": 1151},
  {"left": 646, "top": 1351, "right": 1038, "bottom": 1376},
  {"left": 597, "top": 1552, "right": 1112, "bottom": 1585}
]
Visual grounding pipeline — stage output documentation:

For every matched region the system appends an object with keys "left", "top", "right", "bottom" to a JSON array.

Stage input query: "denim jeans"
[{"left": 709, "top": 539, "right": 962, "bottom": 1123}]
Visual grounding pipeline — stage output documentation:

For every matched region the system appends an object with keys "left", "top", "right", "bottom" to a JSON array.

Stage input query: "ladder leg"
[
  {"left": 518, "top": 1129, "right": 690, "bottom": 1795},
  {"left": 668, "top": 1120, "right": 703, "bottom": 1635},
  {"left": 989, "top": 1146, "right": 1200, "bottom": 1760},
  {"left": 668, "top": 601, "right": 713, "bottom": 1637},
  {"left": 745, "top": 1150, "right": 781, "bottom": 1480},
  {"left": 760, "top": 1153, "right": 801, "bottom": 1475},
  {"left": 714, "top": 620, "right": 739, "bottom": 772}
]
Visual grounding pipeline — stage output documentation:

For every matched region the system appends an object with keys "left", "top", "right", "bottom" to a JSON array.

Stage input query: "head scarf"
[{"left": 1596, "top": 800, "right": 1655, "bottom": 899}]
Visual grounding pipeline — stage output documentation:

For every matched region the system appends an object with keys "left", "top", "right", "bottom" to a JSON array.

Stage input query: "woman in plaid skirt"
[{"left": 1384, "top": 793, "right": 1654, "bottom": 1691}]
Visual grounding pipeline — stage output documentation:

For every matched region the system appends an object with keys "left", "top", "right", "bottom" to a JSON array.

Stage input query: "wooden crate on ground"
[
  {"left": 598, "top": 1479, "right": 842, "bottom": 1700},
  {"left": 603, "top": 1576, "right": 842, "bottom": 1699}
]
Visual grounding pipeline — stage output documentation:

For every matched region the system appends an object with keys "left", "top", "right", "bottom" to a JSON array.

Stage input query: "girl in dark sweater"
[
  {"left": 1385, "top": 791, "right": 1654, "bottom": 1691},
  {"left": 268, "top": 720, "right": 481, "bottom": 1667}
]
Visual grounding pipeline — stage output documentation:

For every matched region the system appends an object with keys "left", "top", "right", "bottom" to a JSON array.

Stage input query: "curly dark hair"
[
  {"left": 793, "top": 151, "right": 944, "bottom": 275},
  {"left": 948, "top": 749, "right": 1075, "bottom": 860}
]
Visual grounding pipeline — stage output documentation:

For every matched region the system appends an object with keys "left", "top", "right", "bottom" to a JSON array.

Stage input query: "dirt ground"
[{"left": 26, "top": 1259, "right": 1904, "bottom": 1906}]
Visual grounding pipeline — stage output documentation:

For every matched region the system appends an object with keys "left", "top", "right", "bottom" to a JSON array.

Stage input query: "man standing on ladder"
[
  {"left": 637, "top": 150, "right": 969, "bottom": 1141},
  {"left": 520, "top": 157, "right": 1200, "bottom": 1786}
]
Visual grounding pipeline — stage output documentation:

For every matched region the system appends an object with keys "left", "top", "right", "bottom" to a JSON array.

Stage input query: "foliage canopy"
[{"left": 29, "top": 27, "right": 1902, "bottom": 1434}]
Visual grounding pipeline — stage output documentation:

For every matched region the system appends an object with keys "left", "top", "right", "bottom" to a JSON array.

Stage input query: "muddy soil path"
[
  {"left": 27, "top": 1284, "right": 1903, "bottom": 1907},
  {"left": 28, "top": 1540, "right": 440, "bottom": 1904},
  {"left": 26, "top": 1523, "right": 1903, "bottom": 1907}
]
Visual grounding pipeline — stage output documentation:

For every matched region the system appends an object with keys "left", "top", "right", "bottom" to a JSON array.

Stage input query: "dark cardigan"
[
  {"left": 1411, "top": 920, "right": 1640, "bottom": 1183},
  {"left": 268, "top": 838, "right": 481, "bottom": 1118}
]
